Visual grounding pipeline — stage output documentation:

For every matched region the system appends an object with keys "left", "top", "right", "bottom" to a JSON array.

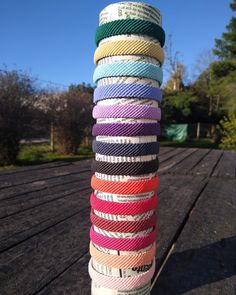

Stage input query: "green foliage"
[
  {"left": 213, "top": 0, "right": 236, "bottom": 59},
  {"left": 0, "top": 70, "right": 38, "bottom": 165},
  {"left": 161, "top": 90, "right": 197, "bottom": 123},
  {"left": 210, "top": 60, "right": 236, "bottom": 79},
  {"left": 209, "top": 60, "right": 236, "bottom": 115},
  {"left": 218, "top": 115, "right": 236, "bottom": 150}
]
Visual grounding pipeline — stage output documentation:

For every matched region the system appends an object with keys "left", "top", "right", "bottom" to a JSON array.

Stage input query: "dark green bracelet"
[{"left": 95, "top": 19, "right": 165, "bottom": 47}]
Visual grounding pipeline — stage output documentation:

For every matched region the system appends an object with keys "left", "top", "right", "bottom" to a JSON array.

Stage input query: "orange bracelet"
[
  {"left": 90, "top": 241, "right": 156, "bottom": 269},
  {"left": 91, "top": 175, "right": 158, "bottom": 194}
]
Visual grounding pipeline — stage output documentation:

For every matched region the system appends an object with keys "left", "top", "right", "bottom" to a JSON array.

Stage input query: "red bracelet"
[
  {"left": 91, "top": 210, "right": 157, "bottom": 233},
  {"left": 91, "top": 175, "right": 159, "bottom": 194},
  {"left": 90, "top": 192, "right": 158, "bottom": 215}
]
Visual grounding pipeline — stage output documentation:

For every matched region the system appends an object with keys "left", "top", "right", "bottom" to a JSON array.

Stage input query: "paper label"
[
  {"left": 97, "top": 77, "right": 160, "bottom": 88},
  {"left": 94, "top": 208, "right": 155, "bottom": 221},
  {"left": 96, "top": 136, "right": 157, "bottom": 144},
  {"left": 97, "top": 55, "right": 160, "bottom": 67},
  {"left": 99, "top": 2, "right": 162, "bottom": 26},
  {"left": 95, "top": 172, "right": 157, "bottom": 182},
  {"left": 94, "top": 225, "right": 152, "bottom": 238},
  {"left": 92, "top": 281, "right": 151, "bottom": 295},
  {"left": 92, "top": 259, "right": 153, "bottom": 278},
  {"left": 96, "top": 118, "right": 157, "bottom": 123},
  {"left": 97, "top": 98, "right": 158, "bottom": 107},
  {"left": 95, "top": 154, "right": 157, "bottom": 163},
  {"left": 100, "top": 34, "right": 160, "bottom": 46}
]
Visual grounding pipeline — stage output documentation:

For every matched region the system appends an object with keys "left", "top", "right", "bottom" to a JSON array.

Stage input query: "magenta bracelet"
[
  {"left": 93, "top": 104, "right": 161, "bottom": 120},
  {"left": 90, "top": 226, "right": 157, "bottom": 251}
]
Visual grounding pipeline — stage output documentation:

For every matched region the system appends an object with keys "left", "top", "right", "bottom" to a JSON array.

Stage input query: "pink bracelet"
[
  {"left": 90, "top": 192, "right": 158, "bottom": 215},
  {"left": 90, "top": 226, "right": 157, "bottom": 251},
  {"left": 89, "top": 258, "right": 156, "bottom": 291}
]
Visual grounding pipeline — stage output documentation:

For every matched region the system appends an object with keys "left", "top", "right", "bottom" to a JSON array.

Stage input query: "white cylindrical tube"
[{"left": 91, "top": 2, "right": 164, "bottom": 294}]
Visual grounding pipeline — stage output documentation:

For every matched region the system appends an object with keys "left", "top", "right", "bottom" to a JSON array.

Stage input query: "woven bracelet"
[
  {"left": 90, "top": 241, "right": 156, "bottom": 269},
  {"left": 92, "top": 158, "right": 159, "bottom": 175},
  {"left": 90, "top": 192, "right": 158, "bottom": 215},
  {"left": 94, "top": 39, "right": 164, "bottom": 65},
  {"left": 92, "top": 122, "right": 161, "bottom": 136},
  {"left": 92, "top": 140, "right": 160, "bottom": 156},
  {"left": 90, "top": 211, "right": 157, "bottom": 233},
  {"left": 95, "top": 19, "right": 165, "bottom": 47},
  {"left": 89, "top": 258, "right": 155, "bottom": 290},
  {"left": 93, "top": 104, "right": 161, "bottom": 120},
  {"left": 93, "top": 83, "right": 162, "bottom": 103},
  {"left": 91, "top": 175, "right": 159, "bottom": 194},
  {"left": 93, "top": 61, "right": 163, "bottom": 84},
  {"left": 90, "top": 226, "right": 157, "bottom": 251}
]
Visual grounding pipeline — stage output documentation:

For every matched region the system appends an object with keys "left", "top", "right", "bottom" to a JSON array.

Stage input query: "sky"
[{"left": 0, "top": 0, "right": 234, "bottom": 90}]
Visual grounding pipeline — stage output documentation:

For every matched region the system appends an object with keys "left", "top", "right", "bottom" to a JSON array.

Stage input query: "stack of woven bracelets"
[{"left": 89, "top": 2, "right": 165, "bottom": 295}]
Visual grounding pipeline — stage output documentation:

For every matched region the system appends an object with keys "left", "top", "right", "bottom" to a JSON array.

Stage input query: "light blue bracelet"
[{"left": 93, "top": 61, "right": 163, "bottom": 85}]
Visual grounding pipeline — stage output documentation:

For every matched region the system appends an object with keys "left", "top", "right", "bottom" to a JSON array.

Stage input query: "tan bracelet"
[
  {"left": 94, "top": 39, "right": 164, "bottom": 65},
  {"left": 90, "top": 241, "right": 156, "bottom": 269}
]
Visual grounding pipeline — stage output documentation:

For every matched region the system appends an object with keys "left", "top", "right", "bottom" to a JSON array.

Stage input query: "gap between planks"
[{"left": 151, "top": 178, "right": 210, "bottom": 290}]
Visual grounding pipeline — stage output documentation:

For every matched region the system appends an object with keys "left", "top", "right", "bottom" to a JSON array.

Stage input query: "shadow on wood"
[{"left": 151, "top": 236, "right": 236, "bottom": 294}]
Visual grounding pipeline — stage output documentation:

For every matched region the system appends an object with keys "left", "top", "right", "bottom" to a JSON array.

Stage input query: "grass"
[
  {"left": 0, "top": 144, "right": 94, "bottom": 170},
  {"left": 160, "top": 138, "right": 218, "bottom": 149}
]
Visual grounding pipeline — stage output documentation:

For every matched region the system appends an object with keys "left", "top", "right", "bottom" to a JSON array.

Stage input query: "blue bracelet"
[
  {"left": 93, "top": 61, "right": 163, "bottom": 84},
  {"left": 92, "top": 140, "right": 160, "bottom": 156},
  {"left": 93, "top": 83, "right": 162, "bottom": 103}
]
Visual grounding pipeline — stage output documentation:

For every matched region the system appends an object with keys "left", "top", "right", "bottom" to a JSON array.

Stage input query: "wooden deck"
[{"left": 0, "top": 147, "right": 235, "bottom": 295}]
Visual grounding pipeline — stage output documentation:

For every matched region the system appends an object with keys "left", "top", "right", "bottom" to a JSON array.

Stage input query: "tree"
[
  {"left": 218, "top": 114, "right": 236, "bottom": 150},
  {"left": 209, "top": 60, "right": 236, "bottom": 115},
  {"left": 213, "top": 0, "right": 236, "bottom": 59},
  {"left": 165, "top": 63, "right": 186, "bottom": 91},
  {"left": 43, "top": 86, "right": 93, "bottom": 154},
  {"left": 161, "top": 89, "right": 197, "bottom": 124},
  {"left": 164, "top": 34, "right": 186, "bottom": 91},
  {"left": 192, "top": 49, "right": 216, "bottom": 80},
  {"left": 0, "top": 69, "right": 38, "bottom": 165}
]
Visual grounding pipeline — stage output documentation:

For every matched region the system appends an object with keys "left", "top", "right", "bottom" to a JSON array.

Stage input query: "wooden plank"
[
  {"left": 152, "top": 178, "right": 236, "bottom": 295},
  {"left": 0, "top": 210, "right": 90, "bottom": 295},
  {"left": 0, "top": 176, "right": 90, "bottom": 218},
  {"left": 0, "top": 161, "right": 91, "bottom": 189},
  {"left": 0, "top": 168, "right": 91, "bottom": 202},
  {"left": 191, "top": 149, "right": 223, "bottom": 177},
  {"left": 158, "top": 147, "right": 174, "bottom": 155},
  {"left": 35, "top": 174, "right": 207, "bottom": 295},
  {"left": 170, "top": 148, "right": 210, "bottom": 174},
  {"left": 0, "top": 172, "right": 173, "bottom": 252},
  {"left": 159, "top": 148, "right": 187, "bottom": 163},
  {"left": 212, "top": 150, "right": 236, "bottom": 178},
  {"left": 0, "top": 161, "right": 70, "bottom": 176},
  {"left": 37, "top": 253, "right": 91, "bottom": 295},
  {"left": 0, "top": 189, "right": 91, "bottom": 252},
  {"left": 155, "top": 174, "right": 206, "bottom": 261},
  {"left": 159, "top": 148, "right": 197, "bottom": 174}
]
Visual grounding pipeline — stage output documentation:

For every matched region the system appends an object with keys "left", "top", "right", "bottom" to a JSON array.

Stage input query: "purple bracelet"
[
  {"left": 92, "top": 123, "right": 160, "bottom": 136},
  {"left": 93, "top": 105, "right": 161, "bottom": 120},
  {"left": 94, "top": 84, "right": 162, "bottom": 103}
]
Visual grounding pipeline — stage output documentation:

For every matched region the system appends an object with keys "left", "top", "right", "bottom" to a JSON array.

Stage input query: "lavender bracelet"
[{"left": 93, "top": 105, "right": 161, "bottom": 120}]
